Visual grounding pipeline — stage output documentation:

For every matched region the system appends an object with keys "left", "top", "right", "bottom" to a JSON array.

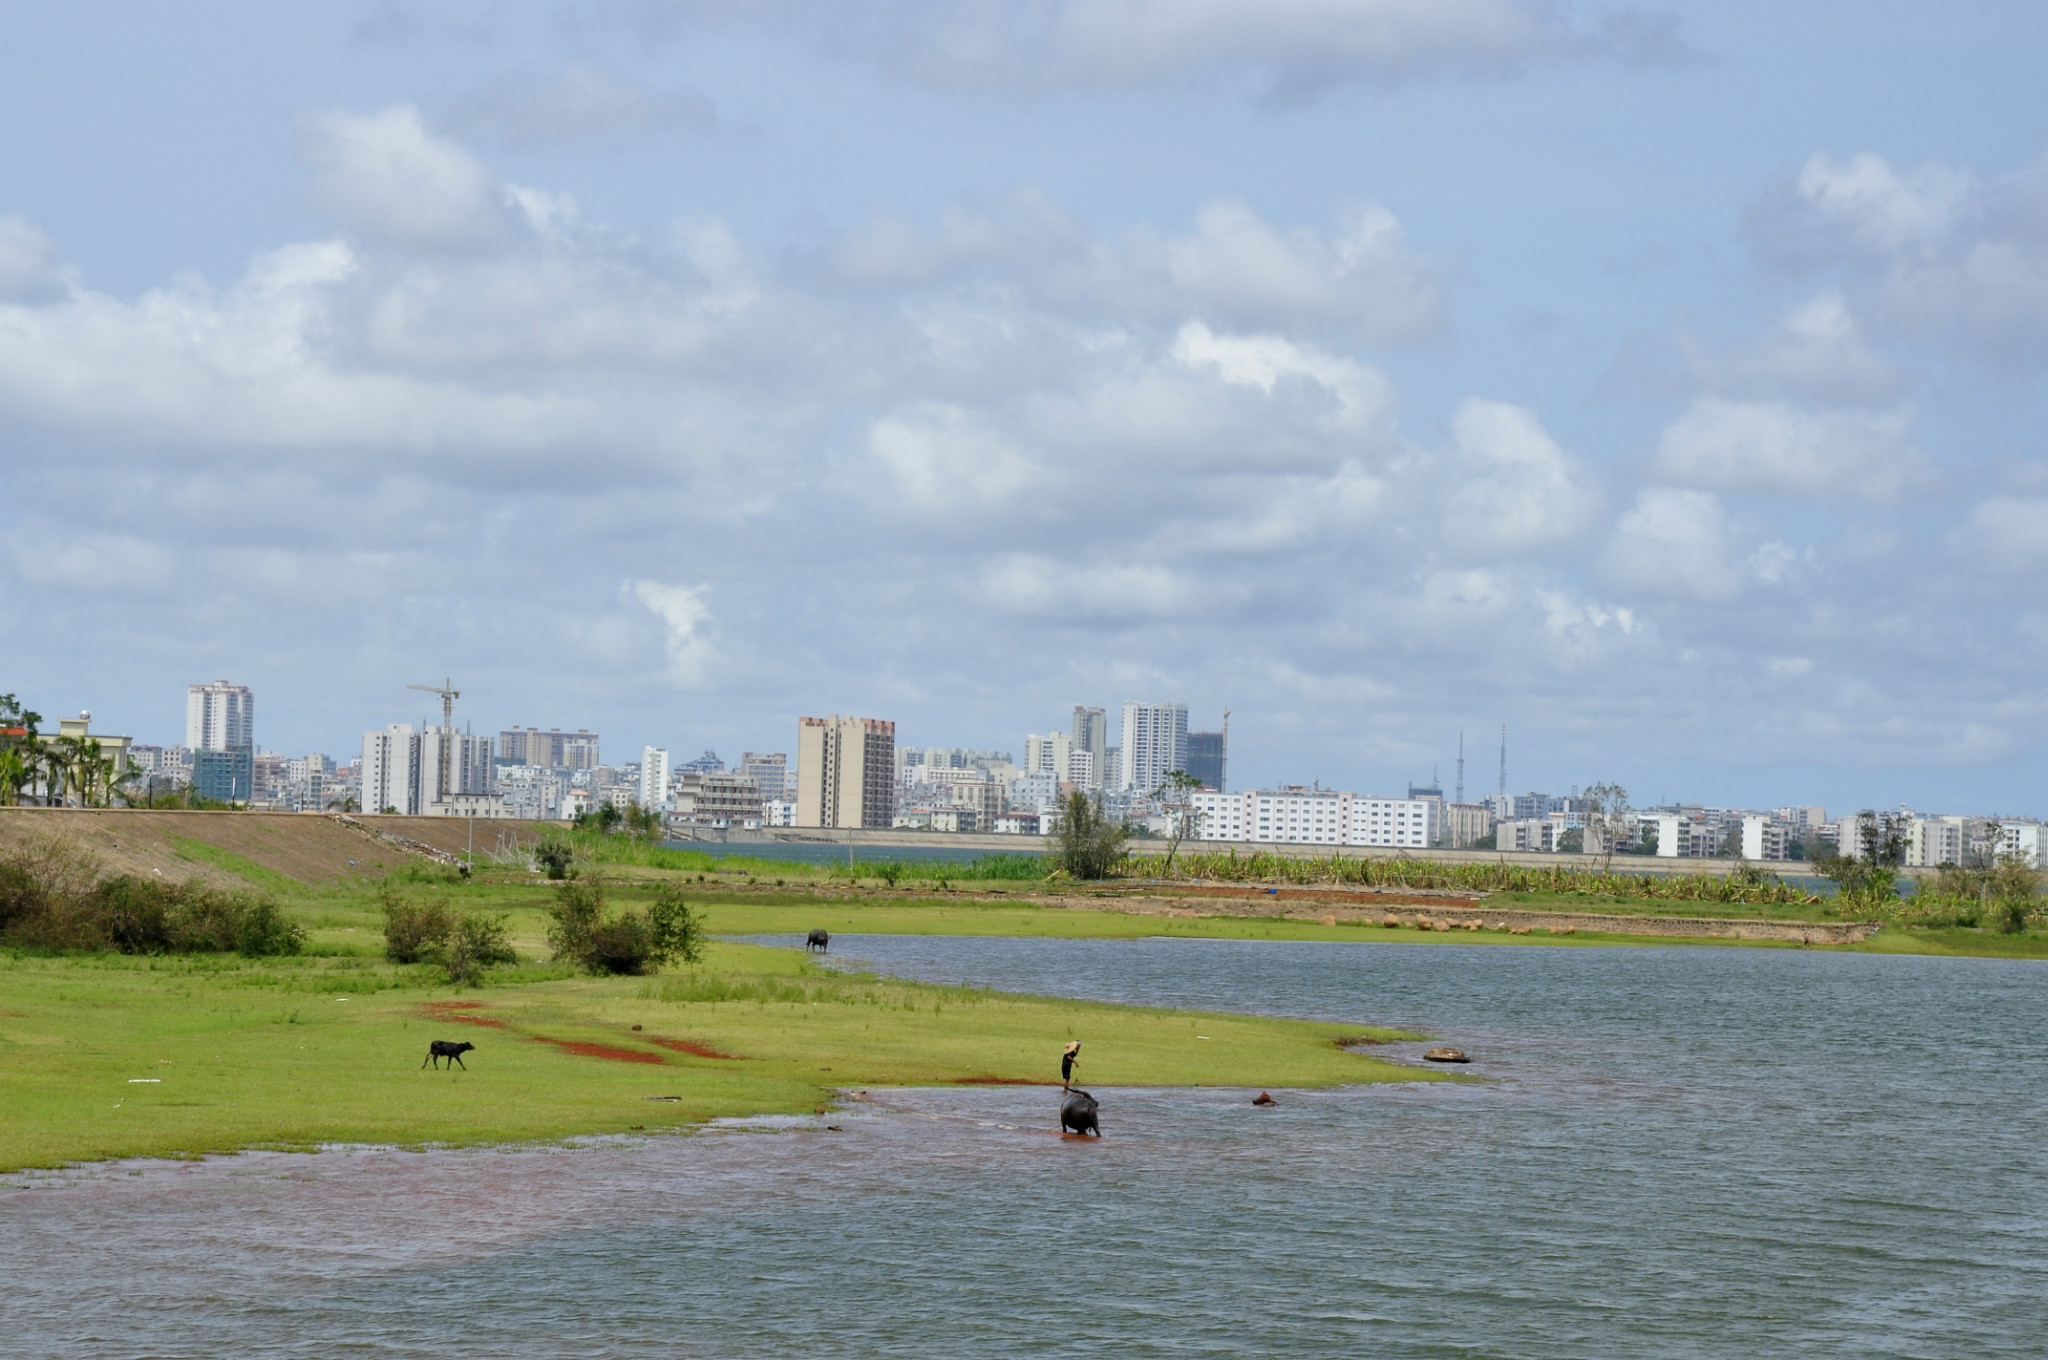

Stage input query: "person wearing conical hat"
[{"left": 1061, "top": 1040, "right": 1081, "bottom": 1090}]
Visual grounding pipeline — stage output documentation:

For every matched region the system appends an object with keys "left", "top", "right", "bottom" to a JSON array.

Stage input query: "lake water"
[{"left": 8, "top": 937, "right": 2047, "bottom": 1357}]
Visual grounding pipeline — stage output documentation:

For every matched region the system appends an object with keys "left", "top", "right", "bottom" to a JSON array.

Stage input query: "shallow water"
[{"left": 8, "top": 938, "right": 2047, "bottom": 1357}]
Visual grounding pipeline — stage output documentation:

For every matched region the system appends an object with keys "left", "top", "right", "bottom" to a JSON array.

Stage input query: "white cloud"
[
  {"left": 1761, "top": 149, "right": 2048, "bottom": 358},
  {"left": 1169, "top": 321, "right": 1395, "bottom": 432},
  {"left": 1970, "top": 497, "right": 2048, "bottom": 571},
  {"left": 8, "top": 529, "right": 173, "bottom": 593},
  {"left": 300, "top": 105, "right": 510, "bottom": 250},
  {"left": 446, "top": 62, "right": 719, "bottom": 146},
  {"left": 866, "top": 404, "right": 1043, "bottom": 513},
  {"left": 979, "top": 554, "right": 1222, "bottom": 620},
  {"left": 826, "top": 194, "right": 1443, "bottom": 344},
  {"left": 1603, "top": 488, "right": 1741, "bottom": 601},
  {"left": 1681, "top": 293, "right": 1905, "bottom": 405},
  {"left": 1437, "top": 398, "right": 1597, "bottom": 556},
  {"left": 666, "top": 0, "right": 1682, "bottom": 99},
  {"left": 1152, "top": 200, "right": 1443, "bottom": 342},
  {"left": 1653, "top": 398, "right": 1925, "bottom": 502},
  {"left": 0, "top": 215, "right": 67, "bottom": 304},
  {"left": 632, "top": 579, "right": 719, "bottom": 686}
]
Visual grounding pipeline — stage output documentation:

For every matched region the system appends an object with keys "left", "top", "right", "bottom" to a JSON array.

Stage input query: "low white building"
[
  {"left": 2000, "top": 821, "right": 2048, "bottom": 867},
  {"left": 764, "top": 798, "right": 797, "bottom": 827},
  {"left": 1189, "top": 787, "right": 1437, "bottom": 849},
  {"left": 1740, "top": 814, "right": 1791, "bottom": 862},
  {"left": 1906, "top": 815, "right": 1966, "bottom": 868}
]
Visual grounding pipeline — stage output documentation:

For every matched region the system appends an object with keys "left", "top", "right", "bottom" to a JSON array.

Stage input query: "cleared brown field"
[{"left": 0, "top": 808, "right": 554, "bottom": 886}]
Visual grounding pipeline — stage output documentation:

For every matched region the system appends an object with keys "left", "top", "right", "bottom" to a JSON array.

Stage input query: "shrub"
[
  {"left": 534, "top": 837, "right": 575, "bottom": 880},
  {"left": 1058, "top": 791, "right": 1129, "bottom": 880},
  {"left": 547, "top": 878, "right": 704, "bottom": 975},
  {"left": 0, "top": 835, "right": 302, "bottom": 955},
  {"left": 444, "top": 911, "right": 517, "bottom": 985},
  {"left": 380, "top": 886, "right": 455, "bottom": 964}
]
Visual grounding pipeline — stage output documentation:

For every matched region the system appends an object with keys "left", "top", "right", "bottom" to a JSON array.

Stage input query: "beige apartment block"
[{"left": 796, "top": 714, "right": 897, "bottom": 829}]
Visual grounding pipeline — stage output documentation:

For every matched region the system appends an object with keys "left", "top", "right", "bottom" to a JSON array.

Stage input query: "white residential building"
[
  {"left": 1118, "top": 701, "right": 1188, "bottom": 795},
  {"left": 1352, "top": 796, "right": 1439, "bottom": 849},
  {"left": 187, "top": 681, "right": 254, "bottom": 751},
  {"left": 640, "top": 747, "right": 671, "bottom": 810},
  {"left": 2000, "top": 822, "right": 2048, "bottom": 868},
  {"left": 764, "top": 798, "right": 797, "bottom": 827},
  {"left": 1190, "top": 788, "right": 1437, "bottom": 849},
  {"left": 1740, "top": 814, "right": 1791, "bottom": 862},
  {"left": 1906, "top": 815, "right": 1967, "bottom": 868},
  {"left": 1497, "top": 818, "right": 1555, "bottom": 853},
  {"left": 362, "top": 724, "right": 421, "bottom": 815}
]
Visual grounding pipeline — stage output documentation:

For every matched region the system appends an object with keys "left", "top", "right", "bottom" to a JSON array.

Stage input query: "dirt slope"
[{"left": 0, "top": 808, "right": 555, "bottom": 887}]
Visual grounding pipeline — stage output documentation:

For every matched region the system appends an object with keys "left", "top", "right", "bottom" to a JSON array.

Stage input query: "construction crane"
[{"left": 406, "top": 678, "right": 460, "bottom": 802}]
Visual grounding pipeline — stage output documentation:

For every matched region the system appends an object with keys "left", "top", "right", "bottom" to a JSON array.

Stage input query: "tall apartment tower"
[
  {"left": 187, "top": 681, "right": 255, "bottom": 802},
  {"left": 1119, "top": 701, "right": 1189, "bottom": 796},
  {"left": 796, "top": 715, "right": 896, "bottom": 829},
  {"left": 419, "top": 728, "right": 493, "bottom": 804},
  {"left": 1071, "top": 706, "right": 1107, "bottom": 791},
  {"left": 362, "top": 724, "right": 421, "bottom": 815},
  {"left": 186, "top": 681, "right": 254, "bottom": 750},
  {"left": 640, "top": 747, "right": 672, "bottom": 810}
]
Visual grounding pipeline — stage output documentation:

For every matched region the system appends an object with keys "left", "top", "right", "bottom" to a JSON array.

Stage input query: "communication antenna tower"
[
  {"left": 1498, "top": 724, "right": 1507, "bottom": 801},
  {"left": 1455, "top": 732, "right": 1464, "bottom": 805}
]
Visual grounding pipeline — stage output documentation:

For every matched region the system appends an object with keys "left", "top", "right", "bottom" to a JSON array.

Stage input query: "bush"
[
  {"left": 444, "top": 911, "right": 517, "bottom": 985},
  {"left": 534, "top": 837, "right": 575, "bottom": 880},
  {"left": 380, "top": 886, "right": 455, "bottom": 964},
  {"left": 0, "top": 834, "right": 302, "bottom": 955},
  {"left": 547, "top": 878, "right": 704, "bottom": 975},
  {"left": 379, "top": 883, "right": 517, "bottom": 981}
]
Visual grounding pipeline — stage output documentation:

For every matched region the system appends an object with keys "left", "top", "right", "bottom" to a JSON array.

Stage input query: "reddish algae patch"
[
  {"left": 529, "top": 1036, "right": 667, "bottom": 1064},
  {"left": 645, "top": 1037, "right": 744, "bottom": 1060}
]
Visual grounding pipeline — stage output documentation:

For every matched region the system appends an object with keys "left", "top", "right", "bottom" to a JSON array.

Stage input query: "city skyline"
[{"left": 6, "top": 5, "right": 2048, "bottom": 813}]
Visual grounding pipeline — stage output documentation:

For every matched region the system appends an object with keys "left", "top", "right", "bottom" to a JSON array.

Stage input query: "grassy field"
[
  {"left": 0, "top": 905, "right": 1431, "bottom": 1172},
  {"left": 10, "top": 814, "right": 2048, "bottom": 1174}
]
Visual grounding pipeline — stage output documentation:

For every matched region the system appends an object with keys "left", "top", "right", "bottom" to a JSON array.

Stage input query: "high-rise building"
[
  {"left": 740, "top": 752, "right": 791, "bottom": 801},
  {"left": 1186, "top": 729, "right": 1227, "bottom": 791},
  {"left": 420, "top": 729, "right": 493, "bottom": 804},
  {"left": 186, "top": 681, "right": 254, "bottom": 802},
  {"left": 362, "top": 724, "right": 421, "bottom": 815},
  {"left": 1071, "top": 706, "right": 1107, "bottom": 790},
  {"left": 498, "top": 727, "right": 600, "bottom": 769},
  {"left": 186, "top": 681, "right": 254, "bottom": 752},
  {"left": 640, "top": 747, "right": 671, "bottom": 810},
  {"left": 1118, "top": 701, "right": 1188, "bottom": 796},
  {"left": 796, "top": 715, "right": 896, "bottom": 829}
]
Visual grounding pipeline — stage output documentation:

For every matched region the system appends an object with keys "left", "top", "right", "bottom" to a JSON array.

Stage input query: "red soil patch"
[
  {"left": 529, "top": 1036, "right": 667, "bottom": 1065},
  {"left": 956, "top": 1075, "right": 1053, "bottom": 1085},
  {"left": 645, "top": 1037, "right": 745, "bottom": 1060},
  {"left": 420, "top": 1002, "right": 506, "bottom": 1028}
]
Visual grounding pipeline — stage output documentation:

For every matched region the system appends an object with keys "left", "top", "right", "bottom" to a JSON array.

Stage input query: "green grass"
[
  {"left": 165, "top": 834, "right": 304, "bottom": 896},
  {"left": 0, "top": 930, "right": 1429, "bottom": 1172}
]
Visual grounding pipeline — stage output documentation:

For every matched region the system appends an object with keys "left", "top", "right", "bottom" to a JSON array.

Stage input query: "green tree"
[
  {"left": 1057, "top": 790, "right": 1129, "bottom": 880},
  {"left": 1151, "top": 769, "right": 1204, "bottom": 875},
  {"left": 1813, "top": 811, "right": 1907, "bottom": 914},
  {"left": 1581, "top": 782, "right": 1631, "bottom": 870}
]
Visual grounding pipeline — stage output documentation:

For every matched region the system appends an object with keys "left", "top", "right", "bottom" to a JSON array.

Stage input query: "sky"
[{"left": 4, "top": 0, "right": 2048, "bottom": 815}]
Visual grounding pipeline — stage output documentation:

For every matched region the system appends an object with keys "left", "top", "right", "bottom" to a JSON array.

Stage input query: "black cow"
[
  {"left": 806, "top": 929, "right": 830, "bottom": 952},
  {"left": 423, "top": 1040, "right": 475, "bottom": 1070},
  {"left": 1060, "top": 1088, "right": 1100, "bottom": 1137}
]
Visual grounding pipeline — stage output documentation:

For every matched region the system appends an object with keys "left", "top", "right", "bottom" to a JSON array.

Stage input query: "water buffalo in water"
[
  {"left": 423, "top": 1040, "right": 474, "bottom": 1070},
  {"left": 1060, "top": 1089, "right": 1100, "bottom": 1137},
  {"left": 806, "top": 929, "right": 830, "bottom": 952}
]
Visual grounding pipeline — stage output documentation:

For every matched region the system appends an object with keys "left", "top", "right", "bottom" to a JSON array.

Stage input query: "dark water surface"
[{"left": 8, "top": 938, "right": 2047, "bottom": 1357}]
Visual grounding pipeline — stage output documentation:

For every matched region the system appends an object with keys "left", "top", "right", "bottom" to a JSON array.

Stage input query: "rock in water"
[{"left": 1423, "top": 1046, "right": 1470, "bottom": 1063}]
